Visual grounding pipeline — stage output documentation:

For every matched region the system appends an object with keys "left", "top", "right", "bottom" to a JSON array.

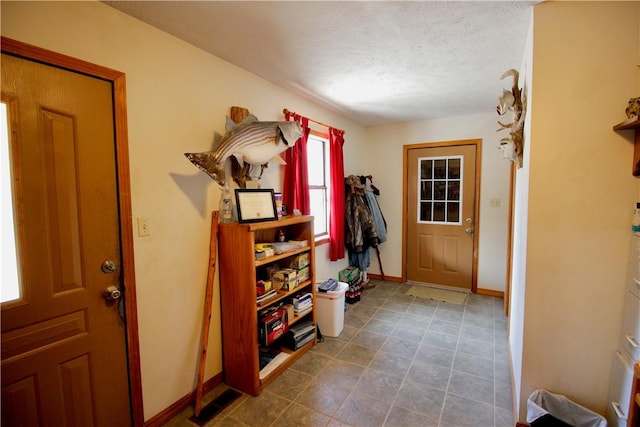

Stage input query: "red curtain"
[
  {"left": 283, "top": 112, "right": 311, "bottom": 215},
  {"left": 329, "top": 127, "right": 345, "bottom": 261}
]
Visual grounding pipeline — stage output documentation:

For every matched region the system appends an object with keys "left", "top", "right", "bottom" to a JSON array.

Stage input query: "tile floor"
[{"left": 165, "top": 280, "right": 514, "bottom": 427}]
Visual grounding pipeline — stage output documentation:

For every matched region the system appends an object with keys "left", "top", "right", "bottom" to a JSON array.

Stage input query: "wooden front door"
[
  {"left": 405, "top": 141, "right": 480, "bottom": 291},
  {"left": 1, "top": 52, "right": 132, "bottom": 425}
]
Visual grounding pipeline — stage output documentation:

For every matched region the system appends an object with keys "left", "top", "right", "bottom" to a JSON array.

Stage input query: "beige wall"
[
  {"left": 363, "top": 113, "right": 512, "bottom": 291},
  {"left": 513, "top": 1, "right": 639, "bottom": 420},
  {"left": 1, "top": 1, "right": 363, "bottom": 419}
]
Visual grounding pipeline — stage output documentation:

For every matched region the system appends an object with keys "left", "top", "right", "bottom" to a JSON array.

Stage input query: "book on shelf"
[
  {"left": 294, "top": 299, "right": 311, "bottom": 308},
  {"left": 290, "top": 330, "right": 315, "bottom": 349},
  {"left": 291, "top": 292, "right": 312, "bottom": 309},
  {"left": 294, "top": 306, "right": 313, "bottom": 318},
  {"left": 258, "top": 351, "right": 289, "bottom": 380},
  {"left": 283, "top": 322, "right": 316, "bottom": 350},
  {"left": 293, "top": 301, "right": 312, "bottom": 316},
  {"left": 258, "top": 348, "right": 280, "bottom": 370},
  {"left": 256, "top": 288, "right": 277, "bottom": 304},
  {"left": 289, "top": 321, "right": 315, "bottom": 338}
]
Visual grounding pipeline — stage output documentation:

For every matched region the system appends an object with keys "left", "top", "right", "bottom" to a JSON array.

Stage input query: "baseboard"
[
  {"left": 505, "top": 338, "right": 524, "bottom": 427},
  {"left": 144, "top": 373, "right": 224, "bottom": 427},
  {"left": 476, "top": 288, "right": 504, "bottom": 298},
  {"left": 368, "top": 273, "right": 403, "bottom": 283}
]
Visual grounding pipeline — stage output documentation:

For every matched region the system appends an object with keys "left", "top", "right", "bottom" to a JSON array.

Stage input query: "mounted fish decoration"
[{"left": 185, "top": 114, "right": 302, "bottom": 187}]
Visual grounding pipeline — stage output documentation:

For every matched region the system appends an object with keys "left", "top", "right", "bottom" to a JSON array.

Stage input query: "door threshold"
[{"left": 404, "top": 281, "right": 471, "bottom": 293}]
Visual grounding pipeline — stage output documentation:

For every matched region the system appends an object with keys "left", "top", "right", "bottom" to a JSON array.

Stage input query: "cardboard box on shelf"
[
  {"left": 284, "top": 303, "right": 294, "bottom": 320},
  {"left": 273, "top": 268, "right": 298, "bottom": 291},
  {"left": 295, "top": 265, "right": 310, "bottom": 283},
  {"left": 256, "top": 280, "right": 273, "bottom": 296},
  {"left": 287, "top": 253, "right": 310, "bottom": 269}
]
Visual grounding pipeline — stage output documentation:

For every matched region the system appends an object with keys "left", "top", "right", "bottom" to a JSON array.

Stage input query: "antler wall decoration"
[{"left": 497, "top": 69, "right": 526, "bottom": 168}]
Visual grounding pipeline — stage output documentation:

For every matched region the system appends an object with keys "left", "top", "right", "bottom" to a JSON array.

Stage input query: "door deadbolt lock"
[
  {"left": 101, "top": 260, "right": 117, "bottom": 273},
  {"left": 103, "top": 286, "right": 122, "bottom": 301},
  {"left": 464, "top": 218, "right": 474, "bottom": 235}
]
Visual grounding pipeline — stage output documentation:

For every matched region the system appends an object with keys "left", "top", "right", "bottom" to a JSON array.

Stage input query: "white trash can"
[
  {"left": 526, "top": 389, "right": 606, "bottom": 427},
  {"left": 315, "top": 281, "right": 348, "bottom": 337}
]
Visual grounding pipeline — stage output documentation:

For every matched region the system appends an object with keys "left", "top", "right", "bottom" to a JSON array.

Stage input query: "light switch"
[
  {"left": 137, "top": 217, "right": 151, "bottom": 237},
  {"left": 489, "top": 198, "right": 501, "bottom": 208}
]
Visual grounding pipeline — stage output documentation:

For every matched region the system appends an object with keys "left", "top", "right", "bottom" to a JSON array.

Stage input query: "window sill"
[{"left": 315, "top": 236, "right": 330, "bottom": 246}]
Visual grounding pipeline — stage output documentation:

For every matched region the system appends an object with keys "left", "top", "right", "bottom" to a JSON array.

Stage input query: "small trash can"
[
  {"left": 526, "top": 389, "right": 606, "bottom": 427},
  {"left": 315, "top": 281, "right": 348, "bottom": 337}
]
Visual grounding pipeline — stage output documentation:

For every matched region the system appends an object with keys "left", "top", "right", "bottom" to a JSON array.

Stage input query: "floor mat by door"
[{"left": 405, "top": 285, "right": 468, "bottom": 305}]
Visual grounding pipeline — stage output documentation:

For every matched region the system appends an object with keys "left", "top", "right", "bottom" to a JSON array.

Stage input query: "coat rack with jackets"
[{"left": 344, "top": 175, "right": 387, "bottom": 286}]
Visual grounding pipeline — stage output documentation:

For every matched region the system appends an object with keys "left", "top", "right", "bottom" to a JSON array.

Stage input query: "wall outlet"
[{"left": 137, "top": 217, "right": 151, "bottom": 237}]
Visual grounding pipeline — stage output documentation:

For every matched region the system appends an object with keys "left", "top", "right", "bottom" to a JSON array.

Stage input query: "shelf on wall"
[
  {"left": 614, "top": 116, "right": 640, "bottom": 131},
  {"left": 614, "top": 116, "right": 640, "bottom": 176}
]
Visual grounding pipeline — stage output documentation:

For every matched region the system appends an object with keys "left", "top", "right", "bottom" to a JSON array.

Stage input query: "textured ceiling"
[{"left": 103, "top": 1, "right": 535, "bottom": 126}]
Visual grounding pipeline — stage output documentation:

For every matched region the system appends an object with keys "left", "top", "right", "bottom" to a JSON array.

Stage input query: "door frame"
[
  {"left": 504, "top": 162, "right": 516, "bottom": 316},
  {"left": 1, "top": 37, "right": 144, "bottom": 426},
  {"left": 402, "top": 139, "right": 482, "bottom": 292}
]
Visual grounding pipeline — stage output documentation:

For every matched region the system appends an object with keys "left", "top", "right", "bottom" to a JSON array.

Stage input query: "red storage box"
[{"left": 258, "top": 307, "right": 288, "bottom": 346}]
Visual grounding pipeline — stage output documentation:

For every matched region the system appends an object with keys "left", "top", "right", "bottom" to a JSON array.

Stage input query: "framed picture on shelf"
[{"left": 235, "top": 189, "right": 278, "bottom": 223}]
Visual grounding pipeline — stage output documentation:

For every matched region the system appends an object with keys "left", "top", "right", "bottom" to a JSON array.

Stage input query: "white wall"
[
  {"left": 509, "top": 11, "right": 534, "bottom": 420},
  {"left": 363, "top": 113, "right": 512, "bottom": 291},
  {"left": 512, "top": 1, "right": 639, "bottom": 419},
  {"left": 0, "top": 1, "right": 364, "bottom": 420}
]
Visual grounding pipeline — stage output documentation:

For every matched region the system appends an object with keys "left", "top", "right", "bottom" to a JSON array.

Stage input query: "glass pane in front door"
[{"left": 417, "top": 156, "right": 463, "bottom": 224}]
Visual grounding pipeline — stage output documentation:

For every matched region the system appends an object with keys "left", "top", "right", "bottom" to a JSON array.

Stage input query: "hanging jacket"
[
  {"left": 364, "top": 177, "right": 387, "bottom": 244},
  {"left": 344, "top": 175, "right": 378, "bottom": 252}
]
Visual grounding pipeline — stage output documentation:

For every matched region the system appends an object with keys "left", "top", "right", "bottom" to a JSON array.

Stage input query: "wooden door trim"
[
  {"left": 504, "top": 162, "right": 516, "bottom": 316},
  {"left": 402, "top": 139, "right": 482, "bottom": 292},
  {"left": 1, "top": 37, "right": 144, "bottom": 426}
]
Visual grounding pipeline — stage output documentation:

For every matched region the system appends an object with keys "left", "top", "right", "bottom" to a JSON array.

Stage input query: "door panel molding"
[
  {"left": 1, "top": 37, "right": 143, "bottom": 426},
  {"left": 418, "top": 234, "right": 434, "bottom": 270},
  {"left": 402, "top": 139, "right": 482, "bottom": 292},
  {"left": 1, "top": 310, "right": 87, "bottom": 360}
]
